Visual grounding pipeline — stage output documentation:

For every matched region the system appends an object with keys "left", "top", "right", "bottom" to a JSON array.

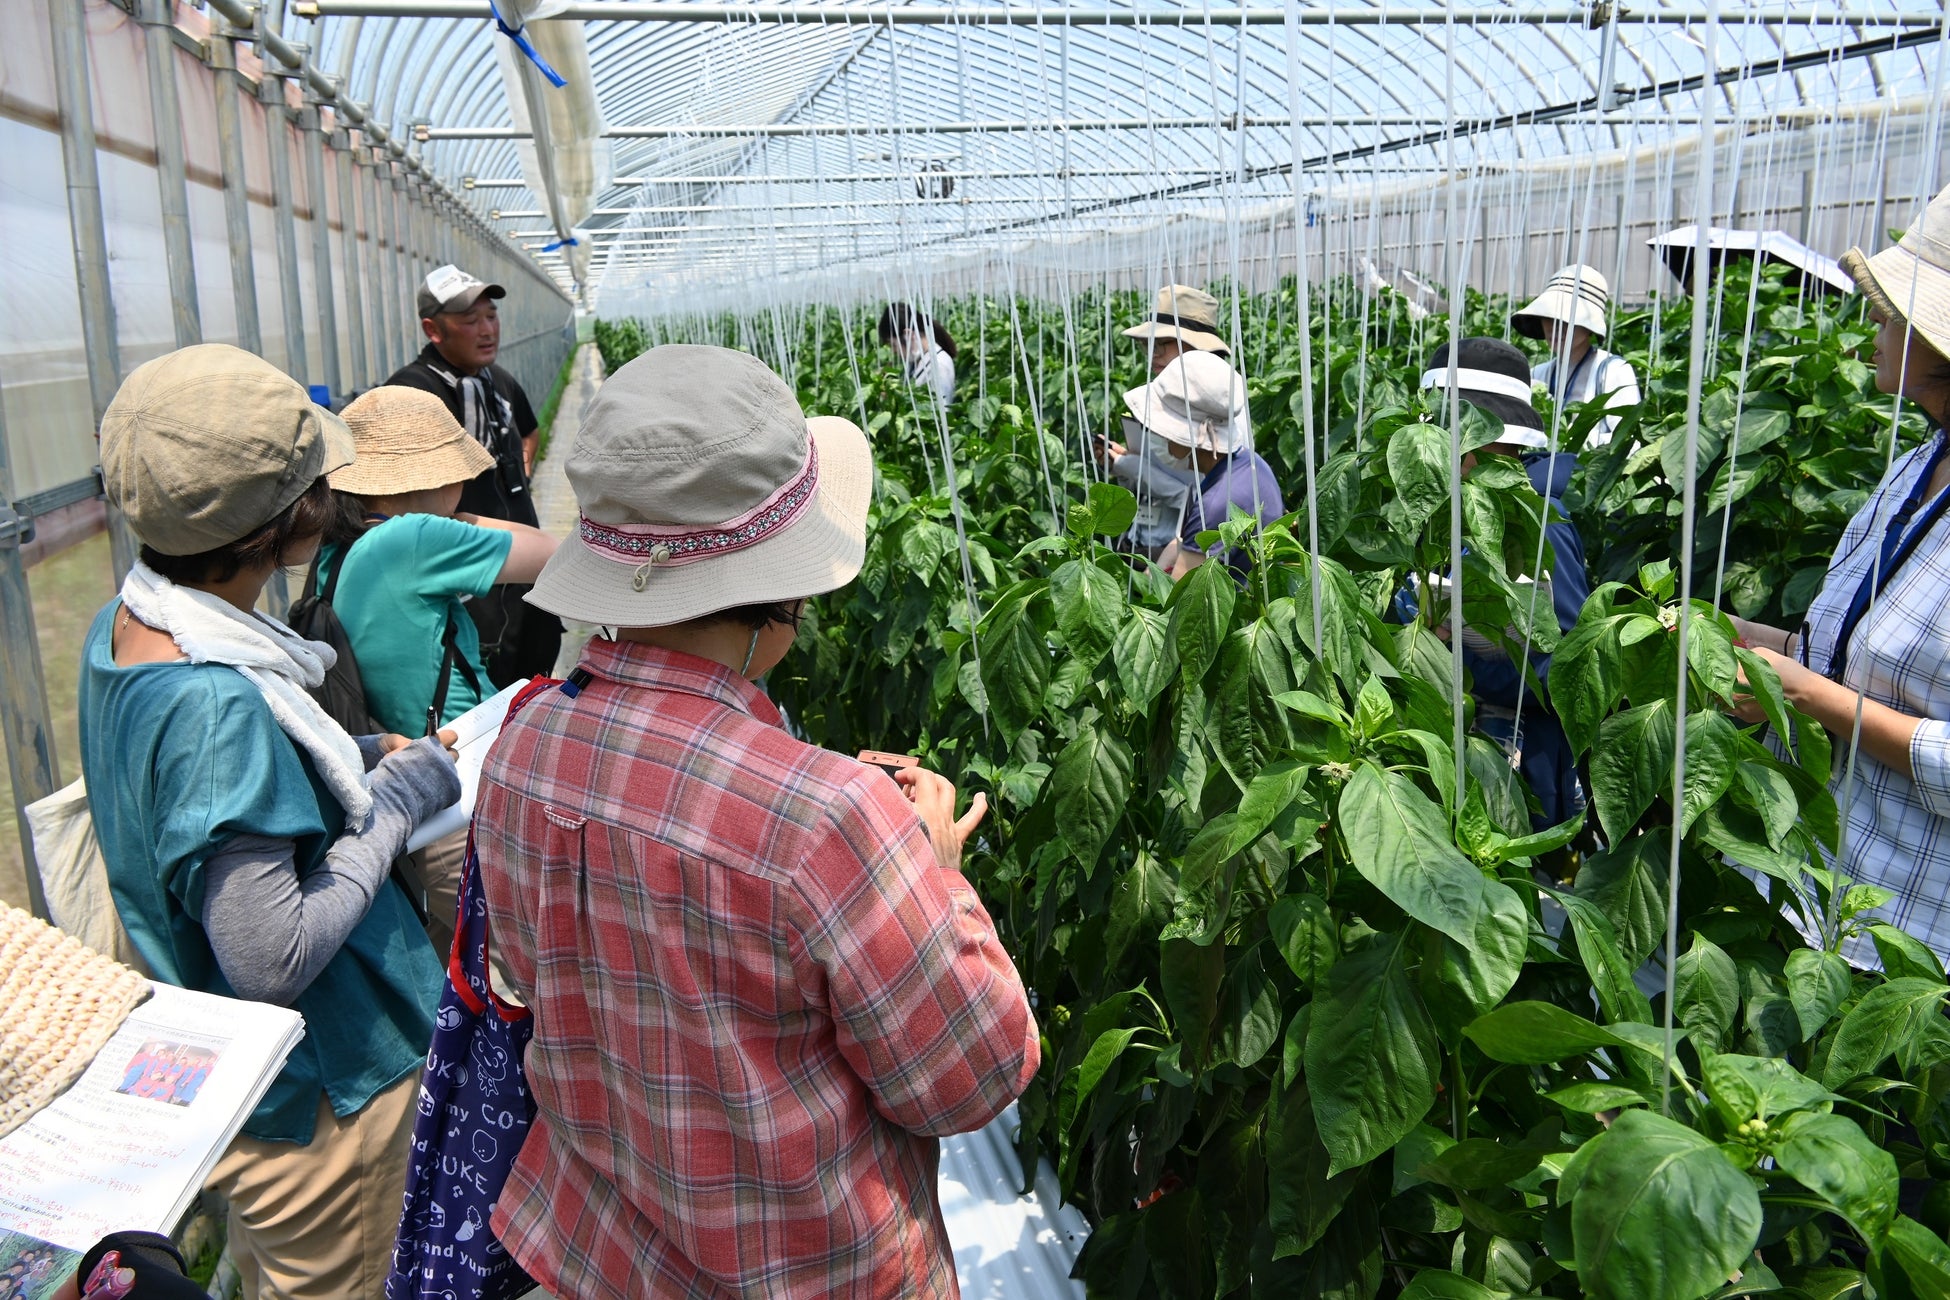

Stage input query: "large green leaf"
[
  {"left": 1339, "top": 763, "right": 1500, "bottom": 950},
  {"left": 1389, "top": 419, "right": 1453, "bottom": 531},
  {"left": 1423, "top": 880, "right": 1529, "bottom": 1022},
  {"left": 1551, "top": 607, "right": 1626, "bottom": 757},
  {"left": 1048, "top": 723, "right": 1133, "bottom": 876},
  {"left": 1702, "top": 1053, "right": 1836, "bottom": 1126},
  {"left": 1463, "top": 1001, "right": 1626, "bottom": 1065},
  {"left": 1589, "top": 699, "right": 1676, "bottom": 844},
  {"left": 1399, "top": 1271, "right": 1511, "bottom": 1300},
  {"left": 1103, "top": 852, "right": 1175, "bottom": 971},
  {"left": 1169, "top": 559, "right": 1237, "bottom": 686},
  {"left": 1772, "top": 1111, "right": 1899, "bottom": 1242},
  {"left": 1870, "top": 924, "right": 1947, "bottom": 985},
  {"left": 1823, "top": 978, "right": 1950, "bottom": 1087},
  {"left": 1553, "top": 890, "right": 1655, "bottom": 1024},
  {"left": 1676, "top": 711, "right": 1745, "bottom": 837},
  {"left": 1267, "top": 1072, "right": 1360, "bottom": 1258},
  {"left": 978, "top": 588, "right": 1051, "bottom": 741},
  {"left": 1574, "top": 831, "right": 1669, "bottom": 966},
  {"left": 1161, "top": 937, "right": 1226, "bottom": 1064},
  {"left": 1673, "top": 932, "right": 1740, "bottom": 1049},
  {"left": 1050, "top": 558, "right": 1124, "bottom": 669},
  {"left": 1784, "top": 947, "right": 1854, "bottom": 1040},
  {"left": 1269, "top": 892, "right": 1339, "bottom": 986},
  {"left": 1566, "top": 1109, "right": 1763, "bottom": 1300},
  {"left": 1306, "top": 938, "right": 1442, "bottom": 1175},
  {"left": 1112, "top": 606, "right": 1175, "bottom": 706}
]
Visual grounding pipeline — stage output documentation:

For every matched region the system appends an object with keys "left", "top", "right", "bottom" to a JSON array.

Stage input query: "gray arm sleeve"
[
  {"left": 356, "top": 733, "right": 388, "bottom": 771},
  {"left": 199, "top": 737, "right": 461, "bottom": 1005}
]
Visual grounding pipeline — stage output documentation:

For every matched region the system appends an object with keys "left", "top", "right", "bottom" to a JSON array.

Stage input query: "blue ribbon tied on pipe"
[
  {"left": 488, "top": 0, "right": 568, "bottom": 88},
  {"left": 541, "top": 236, "right": 579, "bottom": 252}
]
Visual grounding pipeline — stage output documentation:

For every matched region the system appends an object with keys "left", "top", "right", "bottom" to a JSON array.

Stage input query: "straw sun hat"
[
  {"left": 1512, "top": 264, "right": 1613, "bottom": 340},
  {"left": 1123, "top": 351, "right": 1249, "bottom": 453},
  {"left": 329, "top": 386, "right": 497, "bottom": 497},
  {"left": 527, "top": 345, "right": 872, "bottom": 628},
  {"left": 1122, "top": 284, "right": 1231, "bottom": 356},
  {"left": 1842, "top": 183, "right": 1950, "bottom": 364}
]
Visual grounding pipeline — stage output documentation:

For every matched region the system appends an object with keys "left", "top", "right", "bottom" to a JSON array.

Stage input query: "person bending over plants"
[
  {"left": 1732, "top": 181, "right": 1950, "bottom": 964},
  {"left": 1122, "top": 350, "right": 1283, "bottom": 579},
  {"left": 1422, "top": 336, "right": 1592, "bottom": 830}
]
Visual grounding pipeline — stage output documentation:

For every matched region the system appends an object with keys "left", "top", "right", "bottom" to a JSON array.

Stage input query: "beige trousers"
[
  {"left": 205, "top": 1073, "right": 419, "bottom": 1300},
  {"left": 400, "top": 829, "right": 469, "bottom": 961}
]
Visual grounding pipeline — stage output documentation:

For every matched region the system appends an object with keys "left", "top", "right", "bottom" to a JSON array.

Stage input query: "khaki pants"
[
  {"left": 206, "top": 1073, "right": 418, "bottom": 1300},
  {"left": 400, "top": 830, "right": 469, "bottom": 961}
]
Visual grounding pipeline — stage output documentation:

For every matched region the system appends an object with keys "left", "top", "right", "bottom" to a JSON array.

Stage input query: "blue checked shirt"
[{"left": 1802, "top": 429, "right": 1950, "bottom": 959}]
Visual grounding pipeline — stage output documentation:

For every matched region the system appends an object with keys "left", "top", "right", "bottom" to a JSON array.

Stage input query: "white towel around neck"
[{"left": 119, "top": 561, "right": 374, "bottom": 822}]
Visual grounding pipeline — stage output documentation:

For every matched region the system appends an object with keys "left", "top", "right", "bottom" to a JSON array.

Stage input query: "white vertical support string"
[
  {"left": 1282, "top": 0, "right": 1327, "bottom": 654},
  {"left": 1662, "top": 0, "right": 1721, "bottom": 1117},
  {"left": 1442, "top": 0, "right": 1468, "bottom": 817}
]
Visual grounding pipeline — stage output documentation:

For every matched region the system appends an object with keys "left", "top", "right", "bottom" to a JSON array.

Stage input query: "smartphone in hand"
[{"left": 858, "top": 750, "right": 920, "bottom": 780}]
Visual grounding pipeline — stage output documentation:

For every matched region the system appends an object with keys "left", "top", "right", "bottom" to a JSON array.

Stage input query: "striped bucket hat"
[
  {"left": 1841, "top": 181, "right": 1950, "bottom": 364},
  {"left": 1513, "top": 264, "right": 1613, "bottom": 340}
]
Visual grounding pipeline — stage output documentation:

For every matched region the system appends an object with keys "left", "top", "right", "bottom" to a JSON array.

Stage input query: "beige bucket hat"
[
  {"left": 1842, "top": 183, "right": 1950, "bottom": 363},
  {"left": 527, "top": 345, "right": 872, "bottom": 627},
  {"left": 330, "top": 386, "right": 497, "bottom": 497},
  {"left": 1122, "top": 284, "right": 1231, "bottom": 356},
  {"left": 1513, "top": 264, "right": 1613, "bottom": 340},
  {"left": 99, "top": 344, "right": 355, "bottom": 556},
  {"left": 1123, "top": 351, "right": 1249, "bottom": 453}
]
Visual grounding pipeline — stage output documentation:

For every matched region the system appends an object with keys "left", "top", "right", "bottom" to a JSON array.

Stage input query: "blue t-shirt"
[
  {"left": 77, "top": 604, "right": 442, "bottom": 1143},
  {"left": 1180, "top": 449, "right": 1286, "bottom": 571},
  {"left": 319, "top": 513, "right": 513, "bottom": 737}
]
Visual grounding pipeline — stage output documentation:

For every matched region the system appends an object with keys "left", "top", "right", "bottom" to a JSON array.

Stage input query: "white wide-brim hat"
[
  {"left": 1842, "top": 182, "right": 1950, "bottom": 365},
  {"left": 1513, "top": 264, "right": 1612, "bottom": 340},
  {"left": 527, "top": 346, "right": 872, "bottom": 628},
  {"left": 1123, "top": 352, "right": 1249, "bottom": 453}
]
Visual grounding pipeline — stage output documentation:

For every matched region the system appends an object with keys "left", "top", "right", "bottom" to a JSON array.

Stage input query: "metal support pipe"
[
  {"left": 366, "top": 158, "right": 399, "bottom": 376},
  {"left": 0, "top": 360, "right": 57, "bottom": 920},
  {"left": 48, "top": 0, "right": 137, "bottom": 584},
  {"left": 294, "top": 0, "right": 1948, "bottom": 26},
  {"left": 139, "top": 0, "right": 203, "bottom": 347},
  {"left": 335, "top": 137, "right": 372, "bottom": 391},
  {"left": 301, "top": 106, "right": 345, "bottom": 401},
  {"left": 263, "top": 74, "right": 310, "bottom": 380},
  {"left": 208, "top": 28, "right": 263, "bottom": 355}
]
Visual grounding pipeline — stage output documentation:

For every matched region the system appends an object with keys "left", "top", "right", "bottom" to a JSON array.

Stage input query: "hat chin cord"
[{"left": 741, "top": 625, "right": 762, "bottom": 677}]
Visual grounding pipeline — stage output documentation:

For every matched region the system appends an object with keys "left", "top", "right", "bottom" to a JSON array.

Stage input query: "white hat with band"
[
  {"left": 1513, "top": 264, "right": 1613, "bottom": 340},
  {"left": 526, "top": 345, "right": 872, "bottom": 627},
  {"left": 1122, "top": 351, "right": 1249, "bottom": 453}
]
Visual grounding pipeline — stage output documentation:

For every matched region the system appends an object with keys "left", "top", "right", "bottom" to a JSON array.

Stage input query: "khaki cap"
[
  {"left": 1122, "top": 284, "right": 1231, "bottom": 356},
  {"left": 527, "top": 345, "right": 871, "bottom": 628},
  {"left": 331, "top": 387, "right": 497, "bottom": 497},
  {"left": 99, "top": 344, "right": 354, "bottom": 556}
]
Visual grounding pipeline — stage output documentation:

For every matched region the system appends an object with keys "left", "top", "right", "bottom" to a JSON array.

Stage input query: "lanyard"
[{"left": 1827, "top": 431, "right": 1950, "bottom": 682}]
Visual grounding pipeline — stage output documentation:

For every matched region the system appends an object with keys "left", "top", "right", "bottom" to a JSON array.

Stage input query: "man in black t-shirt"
[{"left": 384, "top": 264, "right": 562, "bottom": 684}]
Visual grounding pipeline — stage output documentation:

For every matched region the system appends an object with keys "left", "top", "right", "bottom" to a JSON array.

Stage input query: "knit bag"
[{"left": 386, "top": 677, "right": 558, "bottom": 1300}]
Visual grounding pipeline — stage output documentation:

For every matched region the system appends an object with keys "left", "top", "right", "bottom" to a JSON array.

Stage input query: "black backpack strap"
[{"left": 426, "top": 607, "right": 488, "bottom": 736}]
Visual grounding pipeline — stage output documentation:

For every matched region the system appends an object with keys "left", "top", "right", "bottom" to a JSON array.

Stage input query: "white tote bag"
[{"left": 23, "top": 778, "right": 145, "bottom": 971}]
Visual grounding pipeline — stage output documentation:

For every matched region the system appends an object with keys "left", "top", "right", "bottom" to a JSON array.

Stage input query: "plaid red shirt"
[{"left": 475, "top": 639, "right": 1039, "bottom": 1298}]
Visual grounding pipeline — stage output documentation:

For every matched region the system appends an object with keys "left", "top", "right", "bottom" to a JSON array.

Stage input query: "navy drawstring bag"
[{"left": 387, "top": 678, "right": 561, "bottom": 1300}]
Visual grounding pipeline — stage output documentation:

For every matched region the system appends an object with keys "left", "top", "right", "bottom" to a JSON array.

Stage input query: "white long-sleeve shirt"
[
  {"left": 905, "top": 347, "right": 956, "bottom": 405},
  {"left": 1533, "top": 346, "right": 1640, "bottom": 449}
]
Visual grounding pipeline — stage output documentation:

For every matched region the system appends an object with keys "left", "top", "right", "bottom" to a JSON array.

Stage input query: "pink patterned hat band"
[{"left": 579, "top": 440, "right": 820, "bottom": 573}]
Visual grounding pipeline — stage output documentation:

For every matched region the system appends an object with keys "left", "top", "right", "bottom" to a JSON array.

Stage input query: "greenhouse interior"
[{"left": 5, "top": 0, "right": 1950, "bottom": 1296}]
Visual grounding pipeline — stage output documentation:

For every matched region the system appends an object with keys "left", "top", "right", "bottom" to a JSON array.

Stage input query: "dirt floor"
[{"left": 1, "top": 532, "right": 115, "bottom": 911}]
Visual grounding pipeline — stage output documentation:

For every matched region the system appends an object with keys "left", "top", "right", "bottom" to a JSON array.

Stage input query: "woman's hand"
[
  {"left": 1729, "top": 615, "right": 1798, "bottom": 658},
  {"left": 894, "top": 768, "right": 988, "bottom": 873},
  {"left": 381, "top": 730, "right": 458, "bottom": 759}
]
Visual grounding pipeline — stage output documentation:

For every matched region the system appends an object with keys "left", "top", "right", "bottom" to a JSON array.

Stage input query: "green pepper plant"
[{"left": 595, "top": 277, "right": 1950, "bottom": 1298}]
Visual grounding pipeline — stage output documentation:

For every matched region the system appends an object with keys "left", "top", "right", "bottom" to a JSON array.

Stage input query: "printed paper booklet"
[
  {"left": 406, "top": 678, "right": 530, "bottom": 853},
  {"left": 0, "top": 982, "right": 304, "bottom": 1270}
]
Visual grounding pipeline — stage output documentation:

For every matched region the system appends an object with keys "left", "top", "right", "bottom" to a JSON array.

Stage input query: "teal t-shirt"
[
  {"left": 319, "top": 513, "right": 513, "bottom": 736},
  {"left": 77, "top": 603, "right": 442, "bottom": 1144}
]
